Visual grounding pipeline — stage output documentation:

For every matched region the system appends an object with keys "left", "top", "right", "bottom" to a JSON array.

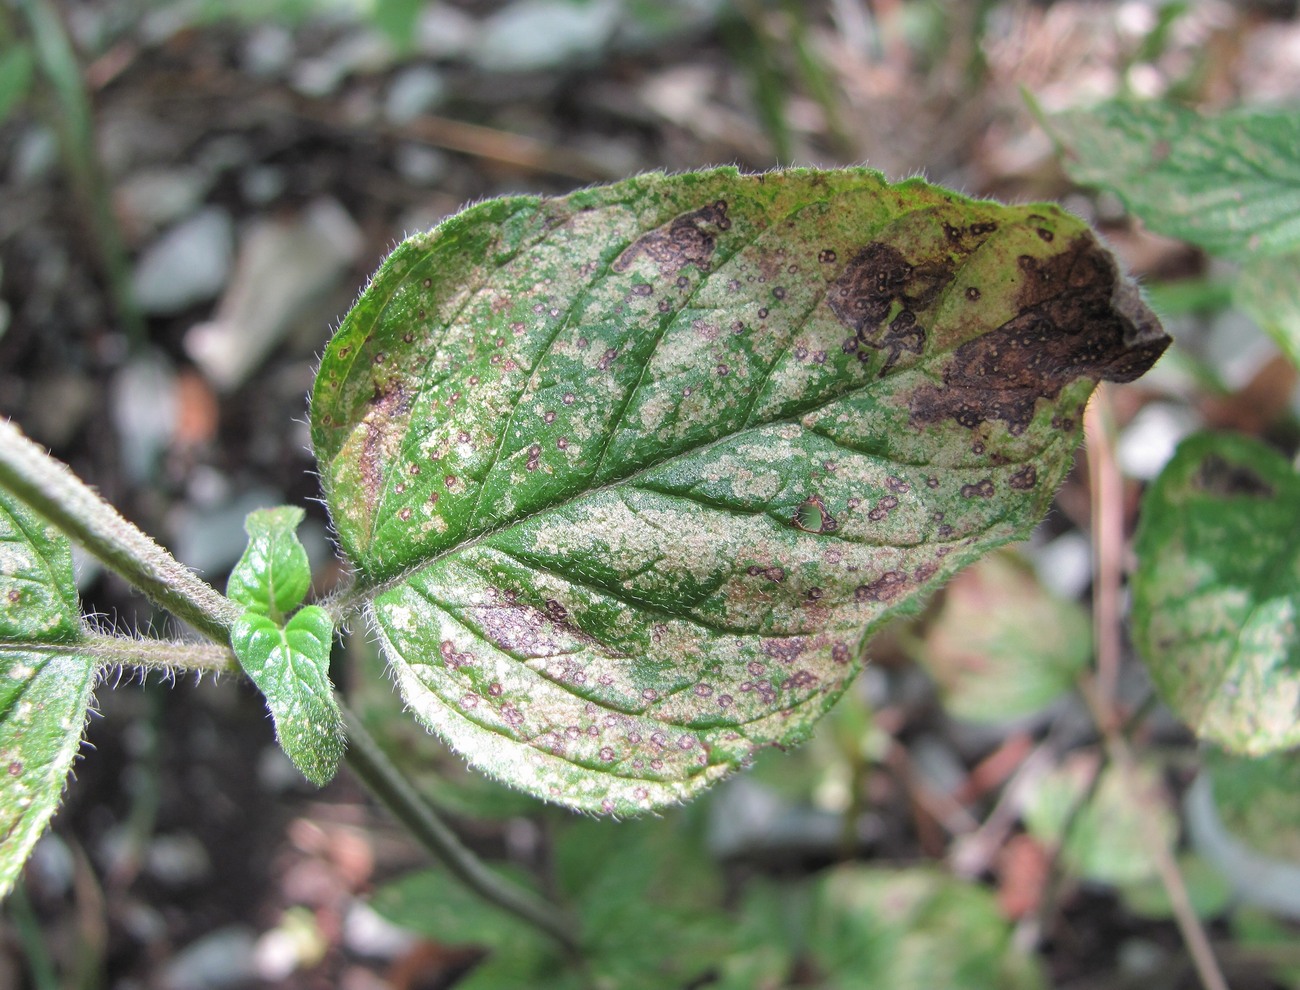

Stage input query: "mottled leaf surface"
[
  {"left": 312, "top": 167, "right": 1169, "bottom": 813},
  {"left": 228, "top": 508, "right": 342, "bottom": 786},
  {"left": 1132, "top": 432, "right": 1300, "bottom": 755},
  {"left": 0, "top": 489, "right": 95, "bottom": 898},
  {"left": 1048, "top": 102, "right": 1300, "bottom": 260},
  {"left": 227, "top": 506, "right": 313, "bottom": 619}
]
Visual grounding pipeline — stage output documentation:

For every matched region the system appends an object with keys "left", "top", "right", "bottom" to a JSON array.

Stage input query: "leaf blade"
[
  {"left": 1132, "top": 432, "right": 1300, "bottom": 755},
  {"left": 1047, "top": 102, "right": 1300, "bottom": 259},
  {"left": 0, "top": 489, "right": 95, "bottom": 899},
  {"left": 231, "top": 605, "right": 342, "bottom": 786},
  {"left": 314, "top": 167, "right": 1169, "bottom": 812}
]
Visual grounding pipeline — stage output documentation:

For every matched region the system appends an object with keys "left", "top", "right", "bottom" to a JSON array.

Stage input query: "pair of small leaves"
[
  {"left": 228, "top": 507, "right": 341, "bottom": 787},
  {"left": 311, "top": 166, "right": 1169, "bottom": 814},
  {"left": 0, "top": 488, "right": 95, "bottom": 899}
]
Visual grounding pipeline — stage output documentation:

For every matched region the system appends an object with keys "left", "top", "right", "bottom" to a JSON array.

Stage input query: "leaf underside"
[
  {"left": 312, "top": 167, "right": 1169, "bottom": 813},
  {"left": 1132, "top": 432, "right": 1300, "bottom": 755},
  {"left": 0, "top": 489, "right": 95, "bottom": 898}
]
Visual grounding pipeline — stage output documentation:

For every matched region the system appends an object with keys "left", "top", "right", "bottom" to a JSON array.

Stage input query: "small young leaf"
[
  {"left": 1047, "top": 101, "right": 1300, "bottom": 260},
  {"left": 227, "top": 506, "right": 312, "bottom": 619},
  {"left": 312, "top": 167, "right": 1169, "bottom": 813},
  {"left": 1132, "top": 432, "right": 1300, "bottom": 755},
  {"left": 231, "top": 605, "right": 342, "bottom": 786},
  {"left": 0, "top": 489, "right": 96, "bottom": 899}
]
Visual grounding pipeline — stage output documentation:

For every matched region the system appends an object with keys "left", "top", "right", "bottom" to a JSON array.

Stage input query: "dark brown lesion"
[
  {"left": 359, "top": 380, "right": 411, "bottom": 509},
  {"left": 827, "top": 241, "right": 955, "bottom": 376},
  {"left": 909, "top": 233, "right": 1170, "bottom": 435},
  {"left": 612, "top": 200, "right": 731, "bottom": 276}
]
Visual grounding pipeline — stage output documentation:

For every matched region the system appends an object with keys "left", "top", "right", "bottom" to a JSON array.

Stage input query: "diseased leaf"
[
  {"left": 231, "top": 605, "right": 341, "bottom": 786},
  {"left": 1131, "top": 432, "right": 1300, "bottom": 755},
  {"left": 227, "top": 506, "right": 312, "bottom": 619},
  {"left": 311, "top": 166, "right": 1169, "bottom": 813},
  {"left": 1047, "top": 101, "right": 1300, "bottom": 260},
  {"left": 0, "top": 489, "right": 96, "bottom": 899},
  {"left": 913, "top": 549, "right": 1091, "bottom": 723}
]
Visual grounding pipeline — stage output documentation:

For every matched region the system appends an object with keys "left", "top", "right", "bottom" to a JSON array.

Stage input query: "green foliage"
[
  {"left": 1047, "top": 102, "right": 1300, "bottom": 260},
  {"left": 806, "top": 866, "right": 1046, "bottom": 990},
  {"left": 312, "top": 166, "right": 1167, "bottom": 814},
  {"left": 1131, "top": 432, "right": 1300, "bottom": 755},
  {"left": 371, "top": 814, "right": 1046, "bottom": 989},
  {"left": 1202, "top": 746, "right": 1300, "bottom": 863},
  {"left": 0, "top": 489, "right": 96, "bottom": 899},
  {"left": 228, "top": 507, "right": 343, "bottom": 786}
]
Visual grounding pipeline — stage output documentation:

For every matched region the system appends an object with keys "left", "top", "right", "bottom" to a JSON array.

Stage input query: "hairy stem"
[
  {"left": 0, "top": 419, "right": 241, "bottom": 643},
  {"left": 341, "top": 706, "right": 583, "bottom": 958}
]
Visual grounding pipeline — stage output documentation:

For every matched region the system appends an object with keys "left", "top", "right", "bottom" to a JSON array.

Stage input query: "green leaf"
[
  {"left": 914, "top": 548, "right": 1091, "bottom": 722},
  {"left": 369, "top": 864, "right": 544, "bottom": 949},
  {"left": 0, "top": 489, "right": 96, "bottom": 899},
  {"left": 1132, "top": 432, "right": 1300, "bottom": 755},
  {"left": 230, "top": 605, "right": 342, "bottom": 786},
  {"left": 1236, "top": 251, "right": 1300, "bottom": 371},
  {"left": 311, "top": 166, "right": 1170, "bottom": 813},
  {"left": 807, "top": 865, "right": 1046, "bottom": 990},
  {"left": 1202, "top": 746, "right": 1300, "bottom": 863},
  {"left": 227, "top": 506, "right": 312, "bottom": 619},
  {"left": 1047, "top": 101, "right": 1300, "bottom": 259}
]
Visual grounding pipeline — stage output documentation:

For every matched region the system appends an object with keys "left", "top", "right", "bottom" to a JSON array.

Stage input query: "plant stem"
[
  {"left": 1082, "top": 390, "right": 1229, "bottom": 990},
  {"left": 341, "top": 705, "right": 583, "bottom": 958},
  {"left": 0, "top": 419, "right": 241, "bottom": 643}
]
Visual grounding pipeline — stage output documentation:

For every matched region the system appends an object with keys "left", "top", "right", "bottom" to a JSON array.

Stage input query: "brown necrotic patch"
[
  {"left": 827, "top": 241, "right": 955, "bottom": 376},
  {"left": 909, "top": 233, "right": 1170, "bottom": 435},
  {"left": 358, "top": 381, "right": 411, "bottom": 512},
  {"left": 612, "top": 200, "right": 731, "bottom": 276}
]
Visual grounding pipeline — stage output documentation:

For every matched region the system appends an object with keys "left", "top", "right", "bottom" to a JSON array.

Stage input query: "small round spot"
[
  {"left": 694, "top": 683, "right": 713, "bottom": 697},
  {"left": 819, "top": 249, "right": 837, "bottom": 263},
  {"left": 773, "top": 286, "right": 786, "bottom": 300},
  {"left": 642, "top": 688, "right": 658, "bottom": 701},
  {"left": 600, "top": 747, "right": 616, "bottom": 761},
  {"left": 718, "top": 694, "right": 733, "bottom": 708},
  {"left": 398, "top": 507, "right": 412, "bottom": 521},
  {"left": 1037, "top": 228, "right": 1054, "bottom": 242},
  {"left": 758, "top": 307, "right": 769, "bottom": 319},
  {"left": 422, "top": 277, "right": 432, "bottom": 288},
  {"left": 489, "top": 682, "right": 503, "bottom": 696},
  {"left": 562, "top": 392, "right": 576, "bottom": 405},
  {"left": 634, "top": 788, "right": 649, "bottom": 800},
  {"left": 965, "top": 286, "right": 981, "bottom": 301},
  {"left": 716, "top": 364, "right": 729, "bottom": 377}
]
